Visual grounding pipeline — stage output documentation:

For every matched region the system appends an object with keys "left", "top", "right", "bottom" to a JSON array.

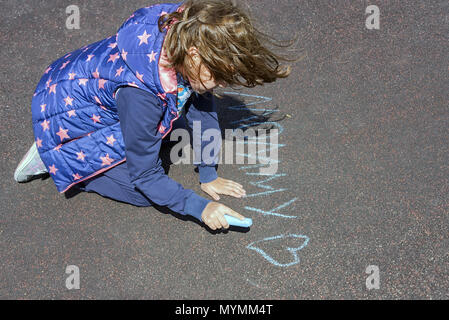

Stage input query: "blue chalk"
[{"left": 224, "top": 214, "right": 253, "bottom": 228}]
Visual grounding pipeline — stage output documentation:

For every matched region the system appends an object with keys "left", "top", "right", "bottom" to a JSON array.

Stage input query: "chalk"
[
  {"left": 247, "top": 234, "right": 310, "bottom": 267},
  {"left": 224, "top": 214, "right": 253, "bottom": 228}
]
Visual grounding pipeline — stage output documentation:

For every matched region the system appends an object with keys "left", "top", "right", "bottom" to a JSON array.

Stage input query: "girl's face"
[
  {"left": 188, "top": 64, "right": 226, "bottom": 94},
  {"left": 181, "top": 47, "right": 227, "bottom": 94}
]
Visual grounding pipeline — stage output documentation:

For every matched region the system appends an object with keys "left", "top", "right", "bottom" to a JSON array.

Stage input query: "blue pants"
[{"left": 76, "top": 116, "right": 187, "bottom": 207}]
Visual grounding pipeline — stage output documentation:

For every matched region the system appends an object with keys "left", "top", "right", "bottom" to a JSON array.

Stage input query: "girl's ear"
[{"left": 187, "top": 46, "right": 200, "bottom": 63}]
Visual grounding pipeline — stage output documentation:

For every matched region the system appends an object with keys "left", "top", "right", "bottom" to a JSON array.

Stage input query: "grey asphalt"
[{"left": 1, "top": 0, "right": 448, "bottom": 299}]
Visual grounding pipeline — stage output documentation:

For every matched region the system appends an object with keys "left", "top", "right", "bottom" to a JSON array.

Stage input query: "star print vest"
[{"left": 31, "top": 2, "right": 188, "bottom": 193}]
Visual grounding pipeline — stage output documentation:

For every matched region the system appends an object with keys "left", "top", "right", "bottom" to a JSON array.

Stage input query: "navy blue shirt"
[{"left": 115, "top": 81, "right": 221, "bottom": 222}]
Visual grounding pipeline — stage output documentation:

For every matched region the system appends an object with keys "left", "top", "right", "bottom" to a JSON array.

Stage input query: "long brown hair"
[{"left": 158, "top": 0, "right": 299, "bottom": 92}]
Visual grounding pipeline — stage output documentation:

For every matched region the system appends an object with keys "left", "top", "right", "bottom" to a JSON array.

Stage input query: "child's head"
[{"left": 159, "top": 0, "right": 296, "bottom": 95}]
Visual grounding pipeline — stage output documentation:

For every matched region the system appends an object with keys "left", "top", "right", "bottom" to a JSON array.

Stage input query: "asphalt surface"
[{"left": 1, "top": 0, "right": 448, "bottom": 299}]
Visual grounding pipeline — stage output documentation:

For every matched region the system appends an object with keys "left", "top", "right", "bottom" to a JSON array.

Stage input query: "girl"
[{"left": 14, "top": 0, "right": 292, "bottom": 231}]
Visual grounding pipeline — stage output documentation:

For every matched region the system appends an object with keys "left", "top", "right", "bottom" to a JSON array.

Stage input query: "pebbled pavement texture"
[{"left": 0, "top": 0, "right": 448, "bottom": 299}]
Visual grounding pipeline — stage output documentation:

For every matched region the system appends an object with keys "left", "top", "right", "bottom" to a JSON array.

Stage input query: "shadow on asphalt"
[{"left": 62, "top": 93, "right": 281, "bottom": 233}]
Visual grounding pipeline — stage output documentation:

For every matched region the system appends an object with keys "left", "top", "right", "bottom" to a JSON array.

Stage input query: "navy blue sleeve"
[
  {"left": 116, "top": 86, "right": 211, "bottom": 221},
  {"left": 185, "top": 92, "right": 221, "bottom": 184}
]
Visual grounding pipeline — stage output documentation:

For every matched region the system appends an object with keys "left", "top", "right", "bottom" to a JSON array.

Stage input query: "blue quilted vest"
[{"left": 31, "top": 2, "right": 188, "bottom": 193}]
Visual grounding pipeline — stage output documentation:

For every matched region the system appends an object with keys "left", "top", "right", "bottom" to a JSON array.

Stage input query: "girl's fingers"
[
  {"left": 206, "top": 217, "right": 228, "bottom": 230},
  {"left": 220, "top": 206, "right": 245, "bottom": 220},
  {"left": 204, "top": 187, "right": 220, "bottom": 201},
  {"left": 202, "top": 217, "right": 214, "bottom": 230},
  {"left": 211, "top": 193, "right": 221, "bottom": 201},
  {"left": 229, "top": 180, "right": 243, "bottom": 188},
  {"left": 232, "top": 185, "right": 246, "bottom": 196},
  {"left": 207, "top": 220, "right": 219, "bottom": 230},
  {"left": 224, "top": 186, "right": 245, "bottom": 198},
  {"left": 213, "top": 219, "right": 223, "bottom": 230},
  {"left": 229, "top": 184, "right": 246, "bottom": 194},
  {"left": 217, "top": 214, "right": 230, "bottom": 229},
  {"left": 225, "top": 180, "right": 244, "bottom": 190},
  {"left": 223, "top": 182, "right": 244, "bottom": 192},
  {"left": 208, "top": 213, "right": 222, "bottom": 230},
  {"left": 225, "top": 189, "right": 244, "bottom": 198},
  {"left": 237, "top": 187, "right": 246, "bottom": 195},
  {"left": 220, "top": 178, "right": 243, "bottom": 189}
]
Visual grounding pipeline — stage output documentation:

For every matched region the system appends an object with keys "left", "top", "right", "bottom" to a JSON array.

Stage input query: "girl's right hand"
[{"left": 201, "top": 202, "right": 246, "bottom": 230}]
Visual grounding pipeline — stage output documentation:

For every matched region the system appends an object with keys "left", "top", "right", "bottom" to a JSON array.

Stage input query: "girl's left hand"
[{"left": 201, "top": 177, "right": 246, "bottom": 201}]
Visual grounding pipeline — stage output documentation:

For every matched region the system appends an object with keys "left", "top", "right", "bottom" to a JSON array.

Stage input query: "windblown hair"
[{"left": 158, "top": 0, "right": 298, "bottom": 91}]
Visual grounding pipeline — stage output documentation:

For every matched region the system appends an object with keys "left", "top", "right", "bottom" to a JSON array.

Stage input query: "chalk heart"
[{"left": 247, "top": 234, "right": 309, "bottom": 267}]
